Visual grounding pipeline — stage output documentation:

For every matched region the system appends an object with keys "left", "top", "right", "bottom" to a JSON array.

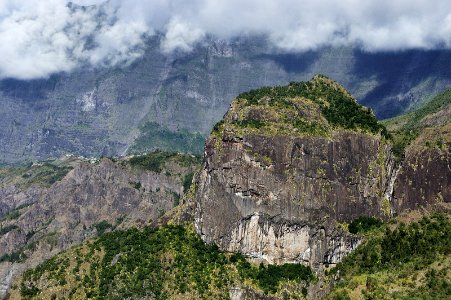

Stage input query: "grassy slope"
[
  {"left": 382, "top": 88, "right": 451, "bottom": 161},
  {"left": 383, "top": 89, "right": 451, "bottom": 132},
  {"left": 0, "top": 158, "right": 77, "bottom": 190},
  {"left": 326, "top": 214, "right": 450, "bottom": 300}
]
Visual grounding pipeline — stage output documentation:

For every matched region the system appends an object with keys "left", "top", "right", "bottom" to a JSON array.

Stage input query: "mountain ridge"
[{"left": 1, "top": 37, "right": 451, "bottom": 163}]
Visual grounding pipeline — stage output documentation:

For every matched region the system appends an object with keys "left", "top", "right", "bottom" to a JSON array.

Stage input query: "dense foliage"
[
  {"left": 336, "top": 214, "right": 450, "bottom": 274},
  {"left": 329, "top": 214, "right": 451, "bottom": 299},
  {"left": 0, "top": 224, "right": 18, "bottom": 235},
  {"left": 182, "top": 172, "right": 194, "bottom": 192},
  {"left": 232, "top": 253, "right": 313, "bottom": 294},
  {"left": 18, "top": 225, "right": 314, "bottom": 299},
  {"left": 348, "top": 216, "right": 383, "bottom": 234},
  {"left": 13, "top": 162, "right": 73, "bottom": 188},
  {"left": 237, "top": 75, "right": 389, "bottom": 137},
  {"left": 130, "top": 121, "right": 205, "bottom": 155}
]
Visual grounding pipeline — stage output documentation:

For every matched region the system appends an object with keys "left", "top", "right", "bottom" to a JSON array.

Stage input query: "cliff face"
[
  {"left": 194, "top": 76, "right": 396, "bottom": 267},
  {"left": 393, "top": 132, "right": 450, "bottom": 212},
  {"left": 0, "top": 153, "right": 199, "bottom": 298},
  {"left": 388, "top": 94, "right": 451, "bottom": 212}
]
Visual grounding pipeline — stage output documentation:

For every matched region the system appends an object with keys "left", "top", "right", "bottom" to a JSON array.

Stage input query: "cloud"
[
  {"left": 161, "top": 17, "right": 205, "bottom": 53},
  {"left": 0, "top": 0, "right": 149, "bottom": 80},
  {"left": 1, "top": 0, "right": 451, "bottom": 79}
]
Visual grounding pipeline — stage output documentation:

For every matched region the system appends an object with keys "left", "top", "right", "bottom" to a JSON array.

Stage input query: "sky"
[{"left": 0, "top": 0, "right": 450, "bottom": 80}]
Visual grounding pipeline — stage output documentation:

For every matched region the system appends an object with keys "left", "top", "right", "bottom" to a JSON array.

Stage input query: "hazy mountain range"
[{"left": 1, "top": 36, "right": 451, "bottom": 163}]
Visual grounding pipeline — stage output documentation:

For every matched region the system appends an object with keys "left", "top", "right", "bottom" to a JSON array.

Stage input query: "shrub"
[{"left": 348, "top": 216, "right": 383, "bottom": 234}]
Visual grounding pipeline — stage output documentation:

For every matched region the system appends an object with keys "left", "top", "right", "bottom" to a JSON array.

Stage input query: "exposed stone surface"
[
  {"left": 393, "top": 124, "right": 451, "bottom": 212},
  {"left": 227, "top": 213, "right": 360, "bottom": 267},
  {"left": 194, "top": 77, "right": 450, "bottom": 272}
]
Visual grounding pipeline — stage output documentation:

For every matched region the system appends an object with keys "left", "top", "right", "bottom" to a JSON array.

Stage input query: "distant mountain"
[{"left": 1, "top": 36, "right": 451, "bottom": 163}]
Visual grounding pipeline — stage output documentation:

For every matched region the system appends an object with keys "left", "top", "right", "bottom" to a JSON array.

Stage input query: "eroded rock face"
[
  {"left": 227, "top": 213, "right": 359, "bottom": 267},
  {"left": 194, "top": 78, "right": 450, "bottom": 272},
  {"left": 393, "top": 126, "right": 451, "bottom": 212},
  {"left": 229, "top": 286, "right": 277, "bottom": 300},
  {"left": 195, "top": 128, "right": 394, "bottom": 267},
  {"left": 0, "top": 156, "right": 198, "bottom": 298}
]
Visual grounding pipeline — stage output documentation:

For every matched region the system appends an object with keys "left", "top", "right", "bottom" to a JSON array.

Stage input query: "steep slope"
[
  {"left": 194, "top": 75, "right": 396, "bottom": 269},
  {"left": 326, "top": 213, "right": 450, "bottom": 300},
  {"left": 0, "top": 152, "right": 200, "bottom": 298},
  {"left": 1, "top": 36, "right": 451, "bottom": 163},
  {"left": 384, "top": 89, "right": 451, "bottom": 212}
]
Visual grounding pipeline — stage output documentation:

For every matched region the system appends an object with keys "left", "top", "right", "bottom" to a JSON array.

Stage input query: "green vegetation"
[
  {"left": 22, "top": 162, "right": 73, "bottom": 187},
  {"left": 0, "top": 224, "right": 18, "bottom": 235},
  {"left": 348, "top": 216, "right": 383, "bottom": 234},
  {"left": 127, "top": 150, "right": 201, "bottom": 173},
  {"left": 232, "top": 253, "right": 314, "bottom": 294},
  {"left": 400, "top": 89, "right": 451, "bottom": 130},
  {"left": 0, "top": 250, "right": 27, "bottom": 263},
  {"left": 0, "top": 203, "right": 33, "bottom": 222},
  {"left": 233, "top": 119, "right": 266, "bottom": 129},
  {"left": 328, "top": 214, "right": 451, "bottom": 299},
  {"left": 92, "top": 221, "right": 113, "bottom": 236},
  {"left": 236, "top": 75, "right": 388, "bottom": 137},
  {"left": 129, "top": 122, "right": 205, "bottom": 155},
  {"left": 17, "top": 225, "right": 314, "bottom": 299},
  {"left": 212, "top": 120, "right": 224, "bottom": 133},
  {"left": 0, "top": 161, "right": 73, "bottom": 190},
  {"left": 182, "top": 172, "right": 194, "bottom": 192}
]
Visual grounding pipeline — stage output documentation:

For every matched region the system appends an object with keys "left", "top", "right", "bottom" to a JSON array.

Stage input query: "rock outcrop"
[
  {"left": 195, "top": 76, "right": 396, "bottom": 268},
  {"left": 391, "top": 102, "right": 451, "bottom": 212}
]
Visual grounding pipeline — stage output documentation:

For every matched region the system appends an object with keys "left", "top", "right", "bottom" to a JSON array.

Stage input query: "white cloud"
[
  {"left": 1, "top": 0, "right": 451, "bottom": 79},
  {"left": 161, "top": 17, "right": 205, "bottom": 53},
  {"left": 0, "top": 0, "right": 149, "bottom": 80}
]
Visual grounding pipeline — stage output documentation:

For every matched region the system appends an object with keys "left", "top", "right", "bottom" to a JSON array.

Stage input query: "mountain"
[
  {"left": 1, "top": 36, "right": 451, "bottom": 163},
  {"left": 189, "top": 75, "right": 449, "bottom": 297},
  {"left": 0, "top": 152, "right": 200, "bottom": 298},
  {"left": 194, "top": 75, "right": 393, "bottom": 269},
  {"left": 1, "top": 77, "right": 450, "bottom": 299},
  {"left": 8, "top": 215, "right": 450, "bottom": 299}
]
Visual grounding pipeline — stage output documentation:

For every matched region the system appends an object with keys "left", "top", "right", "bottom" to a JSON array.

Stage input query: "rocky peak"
[{"left": 194, "top": 76, "right": 395, "bottom": 269}]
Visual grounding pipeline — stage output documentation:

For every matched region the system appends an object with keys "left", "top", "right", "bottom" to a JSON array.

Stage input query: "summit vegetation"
[{"left": 213, "top": 75, "right": 389, "bottom": 139}]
